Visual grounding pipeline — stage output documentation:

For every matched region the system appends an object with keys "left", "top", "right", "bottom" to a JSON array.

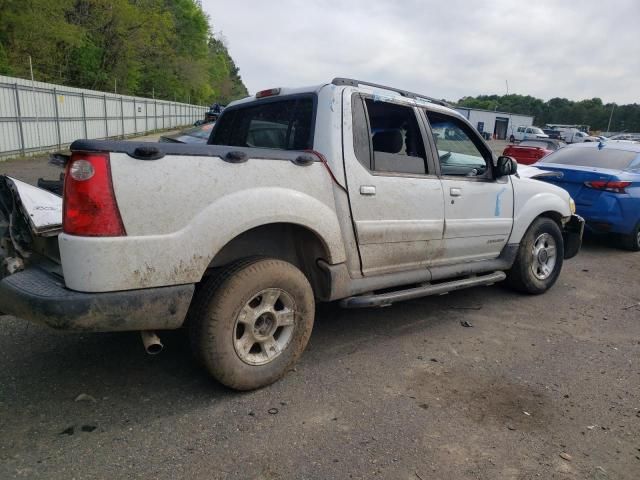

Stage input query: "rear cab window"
[
  {"left": 539, "top": 147, "right": 639, "bottom": 170},
  {"left": 210, "top": 95, "right": 315, "bottom": 150}
]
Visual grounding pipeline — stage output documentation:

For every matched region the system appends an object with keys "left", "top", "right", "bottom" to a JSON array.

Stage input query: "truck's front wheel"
[
  {"left": 506, "top": 217, "right": 564, "bottom": 294},
  {"left": 189, "top": 258, "right": 315, "bottom": 390}
]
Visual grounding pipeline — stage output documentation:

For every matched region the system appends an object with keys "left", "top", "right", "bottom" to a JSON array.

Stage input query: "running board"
[{"left": 339, "top": 271, "right": 506, "bottom": 308}]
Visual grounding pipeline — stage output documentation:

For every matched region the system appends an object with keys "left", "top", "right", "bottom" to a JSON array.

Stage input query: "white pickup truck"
[{"left": 0, "top": 78, "right": 584, "bottom": 390}]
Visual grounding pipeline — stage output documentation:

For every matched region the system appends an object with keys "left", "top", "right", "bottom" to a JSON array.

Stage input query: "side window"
[
  {"left": 425, "top": 111, "right": 490, "bottom": 177},
  {"left": 518, "top": 126, "right": 525, "bottom": 133},
  {"left": 363, "top": 98, "right": 427, "bottom": 175}
]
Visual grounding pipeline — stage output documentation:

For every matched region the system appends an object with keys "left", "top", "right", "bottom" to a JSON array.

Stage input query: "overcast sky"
[{"left": 202, "top": 0, "right": 639, "bottom": 104}]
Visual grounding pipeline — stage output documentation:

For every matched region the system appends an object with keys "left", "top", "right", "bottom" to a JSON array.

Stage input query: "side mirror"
[{"left": 496, "top": 156, "right": 518, "bottom": 177}]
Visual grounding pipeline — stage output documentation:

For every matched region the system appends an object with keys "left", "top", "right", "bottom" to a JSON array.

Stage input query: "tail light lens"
[
  {"left": 584, "top": 180, "right": 631, "bottom": 194},
  {"left": 63, "top": 152, "right": 126, "bottom": 236}
]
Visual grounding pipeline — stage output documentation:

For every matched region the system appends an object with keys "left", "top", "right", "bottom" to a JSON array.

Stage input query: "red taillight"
[
  {"left": 63, "top": 152, "right": 126, "bottom": 236},
  {"left": 584, "top": 180, "right": 631, "bottom": 193},
  {"left": 255, "top": 88, "right": 281, "bottom": 99}
]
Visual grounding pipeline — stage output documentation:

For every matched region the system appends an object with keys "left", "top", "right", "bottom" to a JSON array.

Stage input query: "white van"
[{"left": 510, "top": 126, "right": 549, "bottom": 142}]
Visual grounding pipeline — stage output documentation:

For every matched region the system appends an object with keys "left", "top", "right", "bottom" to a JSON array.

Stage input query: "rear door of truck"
[{"left": 342, "top": 91, "right": 445, "bottom": 276}]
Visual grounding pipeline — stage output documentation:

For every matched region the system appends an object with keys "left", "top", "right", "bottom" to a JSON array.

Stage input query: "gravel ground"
[{"left": 1, "top": 138, "right": 638, "bottom": 479}]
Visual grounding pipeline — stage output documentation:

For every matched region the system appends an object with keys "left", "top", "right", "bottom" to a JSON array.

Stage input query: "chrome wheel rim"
[
  {"left": 636, "top": 230, "right": 640, "bottom": 248},
  {"left": 531, "top": 233, "right": 557, "bottom": 280},
  {"left": 233, "top": 288, "right": 296, "bottom": 366}
]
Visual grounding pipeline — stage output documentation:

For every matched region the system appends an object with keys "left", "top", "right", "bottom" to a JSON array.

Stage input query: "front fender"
[{"left": 510, "top": 178, "right": 572, "bottom": 243}]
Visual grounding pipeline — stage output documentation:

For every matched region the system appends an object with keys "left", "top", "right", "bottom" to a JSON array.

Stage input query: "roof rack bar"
[{"left": 331, "top": 78, "right": 449, "bottom": 107}]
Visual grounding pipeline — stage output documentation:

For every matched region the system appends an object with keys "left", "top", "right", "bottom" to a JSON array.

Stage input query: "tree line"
[
  {"left": 456, "top": 94, "right": 640, "bottom": 133},
  {"left": 0, "top": 0, "right": 248, "bottom": 105}
]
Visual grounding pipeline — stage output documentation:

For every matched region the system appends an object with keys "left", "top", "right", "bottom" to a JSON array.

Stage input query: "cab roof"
[{"left": 226, "top": 78, "right": 463, "bottom": 118}]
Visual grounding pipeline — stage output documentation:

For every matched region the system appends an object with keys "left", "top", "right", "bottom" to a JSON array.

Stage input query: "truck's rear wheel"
[
  {"left": 189, "top": 258, "right": 315, "bottom": 390},
  {"left": 506, "top": 217, "right": 564, "bottom": 294}
]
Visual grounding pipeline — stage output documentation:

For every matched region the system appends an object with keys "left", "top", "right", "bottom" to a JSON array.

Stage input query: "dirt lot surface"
[{"left": 1, "top": 139, "right": 638, "bottom": 479}]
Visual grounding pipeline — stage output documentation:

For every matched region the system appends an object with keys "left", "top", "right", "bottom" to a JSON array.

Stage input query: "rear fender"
[{"left": 59, "top": 187, "right": 346, "bottom": 292}]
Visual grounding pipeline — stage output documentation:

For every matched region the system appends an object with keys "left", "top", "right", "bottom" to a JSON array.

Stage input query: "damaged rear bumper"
[
  {"left": 0, "top": 267, "right": 194, "bottom": 332},
  {"left": 563, "top": 214, "right": 584, "bottom": 260}
]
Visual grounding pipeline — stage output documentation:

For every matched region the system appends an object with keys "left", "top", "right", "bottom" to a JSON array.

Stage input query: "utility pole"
[
  {"left": 114, "top": 78, "right": 117, "bottom": 94},
  {"left": 28, "top": 55, "right": 34, "bottom": 82},
  {"left": 606, "top": 103, "right": 616, "bottom": 133},
  {"left": 29, "top": 55, "right": 42, "bottom": 149},
  {"left": 505, "top": 79, "right": 509, "bottom": 96}
]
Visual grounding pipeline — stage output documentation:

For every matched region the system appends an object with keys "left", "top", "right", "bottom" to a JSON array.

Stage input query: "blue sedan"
[{"left": 534, "top": 142, "right": 640, "bottom": 251}]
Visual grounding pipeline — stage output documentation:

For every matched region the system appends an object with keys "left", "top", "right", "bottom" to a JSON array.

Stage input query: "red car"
[{"left": 503, "top": 139, "right": 564, "bottom": 165}]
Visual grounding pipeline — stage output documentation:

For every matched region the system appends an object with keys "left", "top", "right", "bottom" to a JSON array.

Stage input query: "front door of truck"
[
  {"left": 343, "top": 93, "right": 445, "bottom": 276},
  {"left": 421, "top": 109, "right": 514, "bottom": 264}
]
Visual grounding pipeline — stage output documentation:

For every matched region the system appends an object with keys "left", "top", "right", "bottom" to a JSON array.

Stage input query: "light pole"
[{"left": 606, "top": 103, "right": 616, "bottom": 133}]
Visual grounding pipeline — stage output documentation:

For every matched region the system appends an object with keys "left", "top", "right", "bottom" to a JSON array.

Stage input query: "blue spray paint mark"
[{"left": 495, "top": 187, "right": 507, "bottom": 216}]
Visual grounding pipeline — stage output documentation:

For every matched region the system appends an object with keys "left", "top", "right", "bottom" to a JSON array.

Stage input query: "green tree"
[{"left": 457, "top": 94, "right": 640, "bottom": 132}]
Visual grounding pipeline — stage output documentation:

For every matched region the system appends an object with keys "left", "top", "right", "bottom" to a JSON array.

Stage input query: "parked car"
[
  {"left": 609, "top": 134, "right": 640, "bottom": 142},
  {"left": 502, "top": 139, "right": 564, "bottom": 165},
  {"left": 535, "top": 142, "right": 640, "bottom": 251},
  {"left": 543, "top": 129, "right": 563, "bottom": 140},
  {"left": 159, "top": 123, "right": 214, "bottom": 144},
  {"left": 510, "top": 126, "right": 549, "bottom": 142},
  {"left": 0, "top": 78, "right": 584, "bottom": 390},
  {"left": 204, "top": 103, "right": 225, "bottom": 123}
]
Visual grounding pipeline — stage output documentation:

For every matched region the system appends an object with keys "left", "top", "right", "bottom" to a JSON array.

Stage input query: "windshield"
[
  {"left": 530, "top": 127, "right": 544, "bottom": 135},
  {"left": 539, "top": 146, "right": 639, "bottom": 170}
]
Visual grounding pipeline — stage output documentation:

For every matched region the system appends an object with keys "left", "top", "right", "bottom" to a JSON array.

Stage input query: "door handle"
[
  {"left": 450, "top": 187, "right": 462, "bottom": 197},
  {"left": 360, "top": 185, "right": 376, "bottom": 196}
]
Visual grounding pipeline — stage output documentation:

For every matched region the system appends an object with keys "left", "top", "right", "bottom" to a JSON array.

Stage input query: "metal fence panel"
[{"left": 0, "top": 75, "right": 208, "bottom": 158}]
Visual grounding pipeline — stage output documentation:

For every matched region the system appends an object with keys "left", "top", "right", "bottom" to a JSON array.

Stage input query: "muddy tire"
[
  {"left": 509, "top": 135, "right": 515, "bottom": 143},
  {"left": 620, "top": 222, "right": 640, "bottom": 252},
  {"left": 506, "top": 217, "right": 564, "bottom": 294},
  {"left": 189, "top": 258, "right": 315, "bottom": 390}
]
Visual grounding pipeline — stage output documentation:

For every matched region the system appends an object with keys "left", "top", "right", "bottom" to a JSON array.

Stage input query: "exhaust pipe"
[{"left": 140, "top": 331, "right": 163, "bottom": 355}]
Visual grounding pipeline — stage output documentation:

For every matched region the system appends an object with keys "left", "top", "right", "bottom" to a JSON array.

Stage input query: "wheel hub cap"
[
  {"left": 538, "top": 249, "right": 549, "bottom": 264},
  {"left": 531, "top": 233, "right": 557, "bottom": 281},
  {"left": 233, "top": 288, "right": 296, "bottom": 366},
  {"left": 253, "top": 313, "right": 276, "bottom": 338}
]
